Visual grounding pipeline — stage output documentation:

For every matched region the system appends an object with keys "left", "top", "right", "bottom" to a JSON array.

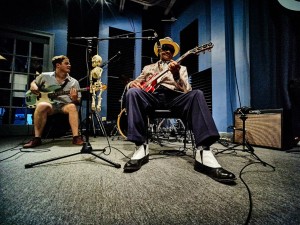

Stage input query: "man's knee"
[
  {"left": 35, "top": 103, "right": 52, "bottom": 114},
  {"left": 63, "top": 103, "right": 78, "bottom": 113},
  {"left": 192, "top": 89, "right": 204, "bottom": 96},
  {"left": 126, "top": 88, "right": 142, "bottom": 97}
]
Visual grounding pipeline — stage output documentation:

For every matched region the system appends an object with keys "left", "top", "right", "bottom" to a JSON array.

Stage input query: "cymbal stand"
[
  {"left": 110, "top": 125, "right": 120, "bottom": 140},
  {"left": 25, "top": 38, "right": 121, "bottom": 169},
  {"left": 216, "top": 110, "right": 275, "bottom": 169}
]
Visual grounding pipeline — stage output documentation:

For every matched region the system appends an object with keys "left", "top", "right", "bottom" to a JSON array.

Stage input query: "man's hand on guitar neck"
[
  {"left": 168, "top": 60, "right": 181, "bottom": 80},
  {"left": 69, "top": 87, "right": 79, "bottom": 104}
]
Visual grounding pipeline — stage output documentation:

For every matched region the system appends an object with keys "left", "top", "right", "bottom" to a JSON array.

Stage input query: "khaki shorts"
[{"left": 52, "top": 102, "right": 68, "bottom": 114}]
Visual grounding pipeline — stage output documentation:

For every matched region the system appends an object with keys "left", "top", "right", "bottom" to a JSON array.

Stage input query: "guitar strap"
[{"left": 59, "top": 79, "right": 69, "bottom": 90}]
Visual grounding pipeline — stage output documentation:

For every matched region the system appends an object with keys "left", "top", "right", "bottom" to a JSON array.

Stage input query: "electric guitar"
[
  {"left": 141, "top": 42, "right": 214, "bottom": 93},
  {"left": 25, "top": 84, "right": 107, "bottom": 108}
]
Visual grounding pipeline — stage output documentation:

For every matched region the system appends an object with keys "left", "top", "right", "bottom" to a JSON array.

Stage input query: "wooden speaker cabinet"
[{"left": 233, "top": 109, "right": 290, "bottom": 150}]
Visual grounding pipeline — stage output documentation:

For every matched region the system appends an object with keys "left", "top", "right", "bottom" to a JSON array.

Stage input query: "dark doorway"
[
  {"left": 107, "top": 27, "right": 135, "bottom": 121},
  {"left": 180, "top": 19, "right": 199, "bottom": 75}
]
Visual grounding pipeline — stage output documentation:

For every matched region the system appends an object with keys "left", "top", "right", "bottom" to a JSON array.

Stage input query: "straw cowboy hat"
[{"left": 154, "top": 37, "right": 180, "bottom": 57}]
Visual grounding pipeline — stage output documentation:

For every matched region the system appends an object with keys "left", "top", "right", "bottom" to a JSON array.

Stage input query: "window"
[{"left": 0, "top": 26, "right": 54, "bottom": 125}]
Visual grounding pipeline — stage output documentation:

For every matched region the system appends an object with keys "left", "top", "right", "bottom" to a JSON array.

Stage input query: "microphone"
[{"left": 154, "top": 31, "right": 161, "bottom": 51}]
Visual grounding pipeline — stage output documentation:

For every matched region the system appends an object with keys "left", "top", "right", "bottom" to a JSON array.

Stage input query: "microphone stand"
[
  {"left": 217, "top": 109, "right": 249, "bottom": 152},
  {"left": 216, "top": 105, "right": 275, "bottom": 170},
  {"left": 25, "top": 39, "right": 121, "bottom": 169}
]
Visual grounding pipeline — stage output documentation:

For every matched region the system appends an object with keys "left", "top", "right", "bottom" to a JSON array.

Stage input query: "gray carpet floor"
[{"left": 0, "top": 135, "right": 300, "bottom": 225}]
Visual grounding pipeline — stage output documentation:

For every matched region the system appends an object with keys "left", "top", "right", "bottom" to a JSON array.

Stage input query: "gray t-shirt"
[{"left": 34, "top": 72, "right": 81, "bottom": 104}]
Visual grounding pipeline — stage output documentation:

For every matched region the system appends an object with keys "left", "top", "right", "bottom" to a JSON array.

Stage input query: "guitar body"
[
  {"left": 25, "top": 85, "right": 62, "bottom": 108},
  {"left": 141, "top": 78, "right": 157, "bottom": 93}
]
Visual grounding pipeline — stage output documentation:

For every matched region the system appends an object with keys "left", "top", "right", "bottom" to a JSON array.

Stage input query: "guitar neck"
[{"left": 48, "top": 87, "right": 88, "bottom": 98}]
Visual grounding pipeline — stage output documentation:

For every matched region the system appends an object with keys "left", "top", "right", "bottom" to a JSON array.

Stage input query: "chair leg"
[
  {"left": 146, "top": 117, "right": 150, "bottom": 145},
  {"left": 183, "top": 126, "right": 187, "bottom": 151}
]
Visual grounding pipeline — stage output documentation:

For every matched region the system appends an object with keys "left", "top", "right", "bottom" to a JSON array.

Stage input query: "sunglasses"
[{"left": 161, "top": 44, "right": 175, "bottom": 54}]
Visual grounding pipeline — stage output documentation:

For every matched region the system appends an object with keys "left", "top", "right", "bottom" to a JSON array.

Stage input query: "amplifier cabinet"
[{"left": 233, "top": 109, "right": 289, "bottom": 150}]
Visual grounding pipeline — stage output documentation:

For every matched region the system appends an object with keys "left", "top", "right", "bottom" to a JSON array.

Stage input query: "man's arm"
[
  {"left": 127, "top": 65, "right": 152, "bottom": 89},
  {"left": 29, "top": 80, "right": 40, "bottom": 95},
  {"left": 175, "top": 66, "right": 191, "bottom": 93}
]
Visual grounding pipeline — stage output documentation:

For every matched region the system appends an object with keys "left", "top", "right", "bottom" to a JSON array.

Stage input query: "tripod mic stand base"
[
  {"left": 24, "top": 141, "right": 122, "bottom": 169},
  {"left": 80, "top": 141, "right": 121, "bottom": 168},
  {"left": 81, "top": 142, "right": 94, "bottom": 153}
]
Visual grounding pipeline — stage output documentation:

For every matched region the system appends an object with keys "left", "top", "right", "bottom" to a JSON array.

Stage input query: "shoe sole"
[
  {"left": 123, "top": 156, "right": 149, "bottom": 172},
  {"left": 194, "top": 161, "right": 237, "bottom": 184}
]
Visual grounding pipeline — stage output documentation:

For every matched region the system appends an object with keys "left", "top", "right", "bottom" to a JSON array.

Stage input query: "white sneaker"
[{"left": 131, "top": 144, "right": 149, "bottom": 160}]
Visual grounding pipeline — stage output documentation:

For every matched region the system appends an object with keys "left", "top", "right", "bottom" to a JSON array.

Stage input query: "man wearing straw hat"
[{"left": 124, "top": 37, "right": 236, "bottom": 183}]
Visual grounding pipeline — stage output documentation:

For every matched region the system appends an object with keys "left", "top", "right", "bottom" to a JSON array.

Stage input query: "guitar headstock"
[{"left": 190, "top": 42, "right": 214, "bottom": 55}]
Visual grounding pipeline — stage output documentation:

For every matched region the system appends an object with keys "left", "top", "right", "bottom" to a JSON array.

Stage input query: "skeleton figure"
[{"left": 90, "top": 54, "right": 105, "bottom": 111}]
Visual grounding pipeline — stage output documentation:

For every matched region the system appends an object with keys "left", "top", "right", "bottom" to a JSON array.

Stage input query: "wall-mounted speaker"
[{"left": 233, "top": 109, "right": 292, "bottom": 150}]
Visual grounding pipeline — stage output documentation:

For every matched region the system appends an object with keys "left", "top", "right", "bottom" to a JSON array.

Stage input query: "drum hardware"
[
  {"left": 111, "top": 86, "right": 128, "bottom": 140},
  {"left": 116, "top": 108, "right": 128, "bottom": 139},
  {"left": 116, "top": 109, "right": 190, "bottom": 145},
  {"left": 110, "top": 124, "right": 122, "bottom": 140}
]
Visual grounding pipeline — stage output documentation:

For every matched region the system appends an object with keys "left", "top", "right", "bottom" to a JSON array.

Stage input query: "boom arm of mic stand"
[
  {"left": 101, "top": 51, "right": 121, "bottom": 68},
  {"left": 70, "top": 36, "right": 156, "bottom": 41}
]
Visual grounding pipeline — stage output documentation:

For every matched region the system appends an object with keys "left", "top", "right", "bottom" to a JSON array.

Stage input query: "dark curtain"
[
  {"left": 224, "top": 0, "right": 240, "bottom": 113},
  {"left": 249, "top": 0, "right": 300, "bottom": 139},
  {"left": 107, "top": 27, "right": 135, "bottom": 121},
  {"left": 67, "top": 0, "right": 100, "bottom": 83}
]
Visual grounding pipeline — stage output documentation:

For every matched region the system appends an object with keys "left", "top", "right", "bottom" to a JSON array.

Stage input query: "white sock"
[
  {"left": 195, "top": 148, "right": 221, "bottom": 168},
  {"left": 131, "top": 144, "right": 149, "bottom": 160}
]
